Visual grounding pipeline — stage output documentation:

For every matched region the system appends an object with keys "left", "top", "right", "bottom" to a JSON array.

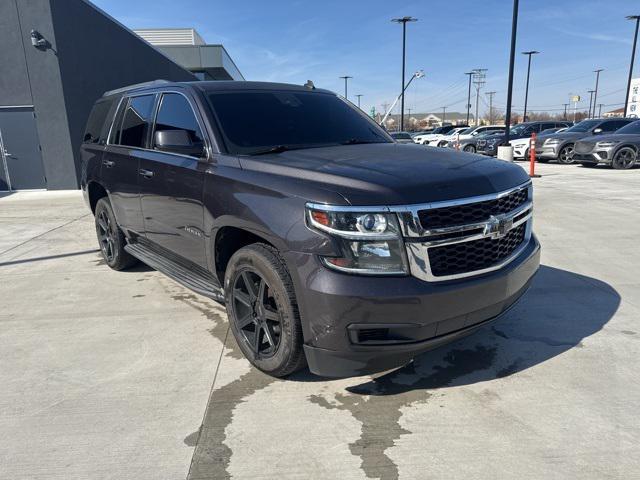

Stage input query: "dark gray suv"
[{"left": 80, "top": 80, "right": 540, "bottom": 378}]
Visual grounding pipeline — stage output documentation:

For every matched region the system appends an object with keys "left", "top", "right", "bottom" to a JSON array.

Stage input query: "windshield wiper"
[
  {"left": 248, "top": 145, "right": 291, "bottom": 156},
  {"left": 341, "top": 138, "right": 384, "bottom": 145}
]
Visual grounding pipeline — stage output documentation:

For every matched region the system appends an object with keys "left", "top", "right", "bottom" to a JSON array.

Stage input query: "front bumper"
[
  {"left": 535, "top": 144, "right": 560, "bottom": 159},
  {"left": 285, "top": 234, "right": 540, "bottom": 377},
  {"left": 477, "top": 144, "right": 498, "bottom": 156},
  {"left": 573, "top": 150, "right": 611, "bottom": 164}
]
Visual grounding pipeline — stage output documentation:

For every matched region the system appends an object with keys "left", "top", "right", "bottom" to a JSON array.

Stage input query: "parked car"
[
  {"left": 81, "top": 80, "right": 540, "bottom": 378},
  {"left": 477, "top": 121, "right": 572, "bottom": 156},
  {"left": 432, "top": 127, "right": 470, "bottom": 147},
  {"left": 573, "top": 120, "right": 640, "bottom": 169},
  {"left": 390, "top": 131, "right": 415, "bottom": 144},
  {"left": 536, "top": 118, "right": 635, "bottom": 164},
  {"left": 509, "top": 128, "right": 567, "bottom": 160},
  {"left": 448, "top": 128, "right": 505, "bottom": 153},
  {"left": 411, "top": 129, "right": 433, "bottom": 137},
  {"left": 413, "top": 124, "right": 459, "bottom": 144}
]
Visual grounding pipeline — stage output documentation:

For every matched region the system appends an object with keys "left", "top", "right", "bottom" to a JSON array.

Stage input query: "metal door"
[{"left": 0, "top": 107, "right": 46, "bottom": 190}]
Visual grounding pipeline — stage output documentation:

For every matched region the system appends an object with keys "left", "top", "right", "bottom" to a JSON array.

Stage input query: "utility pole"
[
  {"left": 587, "top": 90, "right": 595, "bottom": 119},
  {"left": 592, "top": 69, "right": 603, "bottom": 118},
  {"left": 381, "top": 102, "right": 390, "bottom": 127},
  {"left": 598, "top": 103, "right": 604, "bottom": 117},
  {"left": 486, "top": 91, "right": 496, "bottom": 124},
  {"left": 391, "top": 16, "right": 418, "bottom": 131},
  {"left": 473, "top": 69, "right": 487, "bottom": 126},
  {"left": 504, "top": 0, "right": 520, "bottom": 144},
  {"left": 355, "top": 94, "right": 363, "bottom": 109},
  {"left": 624, "top": 16, "right": 640, "bottom": 117},
  {"left": 465, "top": 71, "right": 474, "bottom": 125},
  {"left": 563, "top": 103, "right": 569, "bottom": 120},
  {"left": 339, "top": 76, "right": 352, "bottom": 100},
  {"left": 521, "top": 50, "right": 539, "bottom": 122},
  {"left": 440, "top": 106, "right": 447, "bottom": 125}
]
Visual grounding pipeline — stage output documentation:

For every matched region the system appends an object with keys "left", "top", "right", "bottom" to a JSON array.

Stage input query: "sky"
[{"left": 93, "top": 0, "right": 640, "bottom": 118}]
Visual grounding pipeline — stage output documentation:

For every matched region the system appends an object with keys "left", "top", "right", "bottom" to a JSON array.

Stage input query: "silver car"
[{"left": 572, "top": 120, "right": 640, "bottom": 169}]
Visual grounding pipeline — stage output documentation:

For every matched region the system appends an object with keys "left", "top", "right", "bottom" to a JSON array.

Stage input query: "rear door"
[
  {"left": 101, "top": 94, "right": 156, "bottom": 234},
  {"left": 138, "top": 91, "right": 208, "bottom": 267}
]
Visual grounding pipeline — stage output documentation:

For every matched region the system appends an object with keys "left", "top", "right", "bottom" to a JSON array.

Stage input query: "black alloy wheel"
[
  {"left": 612, "top": 147, "right": 636, "bottom": 170},
  {"left": 232, "top": 270, "right": 282, "bottom": 357},
  {"left": 96, "top": 209, "right": 115, "bottom": 263}
]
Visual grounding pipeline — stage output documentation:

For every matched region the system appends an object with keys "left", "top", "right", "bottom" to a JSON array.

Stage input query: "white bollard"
[{"left": 497, "top": 145, "right": 514, "bottom": 161}]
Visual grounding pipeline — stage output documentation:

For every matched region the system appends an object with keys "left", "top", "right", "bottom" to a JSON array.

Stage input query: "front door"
[
  {"left": 0, "top": 107, "right": 46, "bottom": 190},
  {"left": 139, "top": 91, "right": 207, "bottom": 267}
]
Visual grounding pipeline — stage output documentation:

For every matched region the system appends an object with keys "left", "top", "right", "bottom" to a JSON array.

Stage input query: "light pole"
[
  {"left": 339, "top": 76, "right": 352, "bottom": 100},
  {"left": 563, "top": 103, "right": 569, "bottom": 120},
  {"left": 355, "top": 94, "right": 363, "bottom": 109},
  {"left": 598, "top": 103, "right": 604, "bottom": 117},
  {"left": 440, "top": 106, "right": 447, "bottom": 125},
  {"left": 379, "top": 70, "right": 425, "bottom": 127},
  {"left": 587, "top": 90, "right": 595, "bottom": 119},
  {"left": 486, "top": 91, "right": 496, "bottom": 124},
  {"left": 624, "top": 15, "right": 640, "bottom": 117},
  {"left": 592, "top": 69, "right": 603, "bottom": 118},
  {"left": 521, "top": 50, "right": 539, "bottom": 122},
  {"left": 504, "top": 0, "right": 520, "bottom": 144},
  {"left": 465, "top": 71, "right": 474, "bottom": 125},
  {"left": 392, "top": 16, "right": 418, "bottom": 131}
]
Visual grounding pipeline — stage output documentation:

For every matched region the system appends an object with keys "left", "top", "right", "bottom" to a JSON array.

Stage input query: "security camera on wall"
[{"left": 30, "top": 29, "right": 49, "bottom": 49}]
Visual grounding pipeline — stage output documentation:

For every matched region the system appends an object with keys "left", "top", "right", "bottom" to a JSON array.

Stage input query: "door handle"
[
  {"left": 139, "top": 168, "right": 154, "bottom": 179},
  {"left": 102, "top": 159, "right": 115, "bottom": 168}
]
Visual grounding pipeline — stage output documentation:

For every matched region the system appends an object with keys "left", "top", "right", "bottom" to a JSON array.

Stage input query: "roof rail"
[{"left": 103, "top": 79, "right": 171, "bottom": 97}]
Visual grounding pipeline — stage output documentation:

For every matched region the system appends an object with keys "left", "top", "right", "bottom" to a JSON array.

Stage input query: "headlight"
[
  {"left": 544, "top": 138, "right": 561, "bottom": 145},
  {"left": 306, "top": 205, "right": 408, "bottom": 275},
  {"left": 595, "top": 141, "right": 620, "bottom": 148}
]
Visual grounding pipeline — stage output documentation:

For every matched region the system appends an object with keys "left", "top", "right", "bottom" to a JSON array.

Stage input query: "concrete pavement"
[{"left": 1, "top": 163, "right": 639, "bottom": 479}]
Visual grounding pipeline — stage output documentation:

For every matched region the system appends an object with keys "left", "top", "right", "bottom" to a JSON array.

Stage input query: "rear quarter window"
[{"left": 83, "top": 99, "right": 113, "bottom": 144}]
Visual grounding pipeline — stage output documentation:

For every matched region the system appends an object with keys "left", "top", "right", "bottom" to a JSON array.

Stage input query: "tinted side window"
[
  {"left": 599, "top": 121, "right": 622, "bottom": 132},
  {"left": 120, "top": 95, "right": 155, "bottom": 148},
  {"left": 153, "top": 93, "right": 204, "bottom": 151},
  {"left": 83, "top": 99, "right": 113, "bottom": 144}
]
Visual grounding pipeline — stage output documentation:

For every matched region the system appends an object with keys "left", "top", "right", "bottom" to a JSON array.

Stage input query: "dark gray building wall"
[{"left": 0, "top": 0, "right": 197, "bottom": 190}]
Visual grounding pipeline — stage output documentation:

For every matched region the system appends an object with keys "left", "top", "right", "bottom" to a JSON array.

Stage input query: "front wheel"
[
  {"left": 463, "top": 145, "right": 476, "bottom": 153},
  {"left": 224, "top": 243, "right": 306, "bottom": 377},
  {"left": 611, "top": 147, "right": 637, "bottom": 170},
  {"left": 557, "top": 144, "right": 575, "bottom": 164}
]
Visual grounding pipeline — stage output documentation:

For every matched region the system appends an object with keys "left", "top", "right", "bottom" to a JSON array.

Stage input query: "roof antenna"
[{"left": 304, "top": 80, "right": 315, "bottom": 90}]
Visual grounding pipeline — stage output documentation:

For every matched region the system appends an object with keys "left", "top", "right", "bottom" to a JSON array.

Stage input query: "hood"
[
  {"left": 238, "top": 143, "right": 529, "bottom": 205},
  {"left": 576, "top": 133, "right": 640, "bottom": 144},
  {"left": 544, "top": 131, "right": 589, "bottom": 141}
]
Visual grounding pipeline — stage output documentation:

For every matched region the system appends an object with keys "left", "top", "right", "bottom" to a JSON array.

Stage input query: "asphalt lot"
[{"left": 1, "top": 162, "right": 639, "bottom": 479}]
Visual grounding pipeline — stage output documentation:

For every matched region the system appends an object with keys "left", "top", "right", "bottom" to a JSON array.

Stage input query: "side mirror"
[
  {"left": 154, "top": 130, "right": 205, "bottom": 158},
  {"left": 593, "top": 128, "right": 603, "bottom": 134}
]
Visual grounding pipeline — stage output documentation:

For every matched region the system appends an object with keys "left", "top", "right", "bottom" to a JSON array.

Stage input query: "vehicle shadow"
[{"left": 345, "top": 265, "right": 620, "bottom": 396}]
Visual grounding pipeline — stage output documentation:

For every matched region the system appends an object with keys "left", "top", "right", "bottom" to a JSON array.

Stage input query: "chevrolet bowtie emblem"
[{"left": 484, "top": 215, "right": 513, "bottom": 239}]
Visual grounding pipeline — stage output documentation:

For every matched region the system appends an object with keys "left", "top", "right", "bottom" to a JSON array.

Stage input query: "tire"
[
  {"left": 557, "top": 144, "right": 575, "bottom": 164},
  {"left": 537, "top": 158, "right": 550, "bottom": 163},
  {"left": 94, "top": 197, "right": 138, "bottom": 271},
  {"left": 463, "top": 145, "right": 476, "bottom": 153},
  {"left": 224, "top": 243, "right": 306, "bottom": 377},
  {"left": 611, "top": 146, "right": 637, "bottom": 170}
]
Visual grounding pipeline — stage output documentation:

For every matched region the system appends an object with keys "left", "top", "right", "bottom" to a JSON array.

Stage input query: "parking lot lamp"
[
  {"left": 624, "top": 15, "right": 640, "bottom": 117},
  {"left": 504, "top": 0, "right": 520, "bottom": 144},
  {"left": 521, "top": 50, "right": 539, "bottom": 122},
  {"left": 465, "top": 71, "right": 474, "bottom": 124},
  {"left": 339, "top": 76, "right": 352, "bottom": 100},
  {"left": 563, "top": 103, "right": 569, "bottom": 120},
  {"left": 392, "top": 16, "right": 418, "bottom": 131},
  {"left": 598, "top": 103, "right": 604, "bottom": 117},
  {"left": 356, "top": 94, "right": 363, "bottom": 109},
  {"left": 592, "top": 69, "right": 604, "bottom": 118},
  {"left": 587, "top": 90, "right": 595, "bottom": 119},
  {"left": 441, "top": 106, "right": 447, "bottom": 125}
]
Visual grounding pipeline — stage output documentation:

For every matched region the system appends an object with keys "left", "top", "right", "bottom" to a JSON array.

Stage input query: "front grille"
[
  {"left": 418, "top": 188, "right": 528, "bottom": 230},
  {"left": 428, "top": 223, "right": 526, "bottom": 277},
  {"left": 477, "top": 139, "right": 487, "bottom": 147},
  {"left": 574, "top": 142, "right": 594, "bottom": 154}
]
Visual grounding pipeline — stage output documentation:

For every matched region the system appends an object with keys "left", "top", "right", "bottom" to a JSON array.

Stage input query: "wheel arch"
[
  {"left": 87, "top": 181, "right": 109, "bottom": 214},
  {"left": 213, "top": 226, "right": 278, "bottom": 284}
]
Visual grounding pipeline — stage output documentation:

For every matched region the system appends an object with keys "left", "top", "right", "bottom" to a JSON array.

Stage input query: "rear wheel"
[
  {"left": 224, "top": 243, "right": 306, "bottom": 377},
  {"left": 611, "top": 147, "right": 636, "bottom": 170},
  {"left": 557, "top": 144, "right": 575, "bottom": 164},
  {"left": 463, "top": 144, "right": 476, "bottom": 153},
  {"left": 94, "top": 197, "right": 137, "bottom": 270}
]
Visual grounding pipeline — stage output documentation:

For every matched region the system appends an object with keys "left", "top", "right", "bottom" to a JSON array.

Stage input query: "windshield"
[
  {"left": 392, "top": 132, "right": 412, "bottom": 139},
  {"left": 458, "top": 127, "right": 474, "bottom": 135},
  {"left": 430, "top": 127, "right": 446, "bottom": 134},
  {"left": 613, "top": 120, "right": 640, "bottom": 134},
  {"left": 565, "top": 119, "right": 601, "bottom": 133},
  {"left": 509, "top": 124, "right": 529, "bottom": 136},
  {"left": 207, "top": 91, "right": 391, "bottom": 155}
]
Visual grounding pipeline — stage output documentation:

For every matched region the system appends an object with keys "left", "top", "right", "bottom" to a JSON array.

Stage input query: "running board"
[{"left": 125, "top": 243, "right": 225, "bottom": 303}]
